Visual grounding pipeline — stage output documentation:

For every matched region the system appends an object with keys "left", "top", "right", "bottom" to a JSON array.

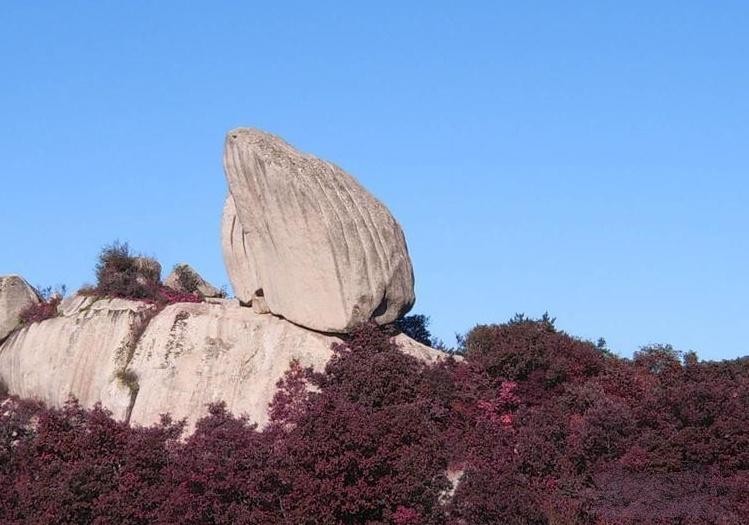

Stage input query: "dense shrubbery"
[
  {"left": 95, "top": 241, "right": 161, "bottom": 299},
  {"left": 88, "top": 241, "right": 201, "bottom": 304},
  {"left": 1, "top": 318, "right": 747, "bottom": 523}
]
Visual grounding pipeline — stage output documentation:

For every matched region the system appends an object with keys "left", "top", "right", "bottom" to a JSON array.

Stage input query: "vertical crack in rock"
[{"left": 115, "top": 306, "right": 160, "bottom": 424}]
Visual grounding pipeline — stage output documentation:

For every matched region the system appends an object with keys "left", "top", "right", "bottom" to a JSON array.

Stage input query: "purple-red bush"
[
  {"left": 157, "top": 285, "right": 202, "bottom": 305},
  {"left": 18, "top": 295, "right": 61, "bottom": 325},
  {"left": 266, "top": 325, "right": 452, "bottom": 524},
  {"left": 0, "top": 318, "right": 747, "bottom": 524}
]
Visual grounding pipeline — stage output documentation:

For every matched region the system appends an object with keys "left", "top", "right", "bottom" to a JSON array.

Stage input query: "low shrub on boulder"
[
  {"left": 88, "top": 242, "right": 202, "bottom": 305},
  {"left": 17, "top": 286, "right": 65, "bottom": 326},
  {"left": 17, "top": 296, "right": 61, "bottom": 325},
  {"left": 94, "top": 242, "right": 162, "bottom": 300}
]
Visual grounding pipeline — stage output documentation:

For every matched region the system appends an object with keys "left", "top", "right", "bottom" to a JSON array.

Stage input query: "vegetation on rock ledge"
[{"left": 87, "top": 241, "right": 202, "bottom": 305}]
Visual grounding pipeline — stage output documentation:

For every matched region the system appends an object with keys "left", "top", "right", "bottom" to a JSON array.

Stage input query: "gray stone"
[
  {"left": 126, "top": 300, "right": 339, "bottom": 430},
  {"left": 223, "top": 128, "right": 415, "bottom": 333},
  {"left": 251, "top": 293, "right": 270, "bottom": 315},
  {"left": 0, "top": 296, "right": 152, "bottom": 420}
]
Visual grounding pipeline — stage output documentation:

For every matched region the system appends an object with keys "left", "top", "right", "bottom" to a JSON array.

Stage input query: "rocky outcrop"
[
  {"left": 0, "top": 295, "right": 447, "bottom": 430},
  {"left": 164, "top": 264, "right": 222, "bottom": 298},
  {"left": 223, "top": 128, "right": 415, "bottom": 333},
  {"left": 0, "top": 275, "right": 40, "bottom": 342},
  {"left": 0, "top": 128, "right": 443, "bottom": 432},
  {"left": 126, "top": 300, "right": 338, "bottom": 428},
  {"left": 0, "top": 296, "right": 152, "bottom": 420}
]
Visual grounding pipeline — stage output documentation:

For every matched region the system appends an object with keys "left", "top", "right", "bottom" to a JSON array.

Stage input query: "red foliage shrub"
[
  {"left": 447, "top": 318, "right": 749, "bottom": 523},
  {"left": 0, "top": 318, "right": 747, "bottom": 523},
  {"left": 158, "top": 403, "right": 280, "bottom": 524},
  {"left": 265, "top": 324, "right": 452, "bottom": 524},
  {"left": 156, "top": 285, "right": 202, "bottom": 305},
  {"left": 18, "top": 295, "right": 61, "bottom": 325}
]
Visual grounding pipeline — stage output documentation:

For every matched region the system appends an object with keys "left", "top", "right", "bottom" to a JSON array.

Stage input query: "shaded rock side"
[
  {"left": 0, "top": 297, "right": 152, "bottom": 419},
  {"left": 223, "top": 128, "right": 415, "bottom": 333},
  {"left": 0, "top": 275, "right": 40, "bottom": 341}
]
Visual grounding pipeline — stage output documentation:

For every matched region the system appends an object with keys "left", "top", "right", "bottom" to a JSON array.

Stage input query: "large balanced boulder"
[
  {"left": 0, "top": 275, "right": 40, "bottom": 341},
  {"left": 222, "top": 128, "right": 415, "bottom": 333}
]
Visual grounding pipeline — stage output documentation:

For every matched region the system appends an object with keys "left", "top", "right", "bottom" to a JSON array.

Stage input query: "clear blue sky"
[{"left": 1, "top": 2, "right": 747, "bottom": 360}]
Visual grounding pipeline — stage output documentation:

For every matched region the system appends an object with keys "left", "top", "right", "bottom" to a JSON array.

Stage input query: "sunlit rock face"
[
  {"left": 0, "top": 296, "right": 148, "bottom": 421},
  {"left": 222, "top": 128, "right": 415, "bottom": 333},
  {"left": 126, "top": 300, "right": 340, "bottom": 429}
]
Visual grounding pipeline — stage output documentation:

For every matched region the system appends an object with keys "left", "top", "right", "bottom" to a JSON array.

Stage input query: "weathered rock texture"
[
  {"left": 0, "top": 275, "right": 40, "bottom": 342},
  {"left": 223, "top": 128, "right": 415, "bottom": 333},
  {"left": 127, "top": 301, "right": 338, "bottom": 428},
  {"left": 164, "top": 264, "right": 222, "bottom": 298},
  {"left": 0, "top": 296, "right": 150, "bottom": 420},
  {"left": 0, "top": 295, "right": 447, "bottom": 430},
  {"left": 221, "top": 196, "right": 260, "bottom": 304}
]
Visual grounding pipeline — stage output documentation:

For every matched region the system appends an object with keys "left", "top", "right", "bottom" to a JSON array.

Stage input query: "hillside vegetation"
[{"left": 1, "top": 317, "right": 747, "bottom": 524}]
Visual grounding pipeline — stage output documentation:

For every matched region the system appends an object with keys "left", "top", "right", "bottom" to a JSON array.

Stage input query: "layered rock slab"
[
  {"left": 0, "top": 275, "right": 40, "bottom": 341},
  {"left": 0, "top": 295, "right": 449, "bottom": 431},
  {"left": 223, "top": 128, "right": 415, "bottom": 333},
  {"left": 0, "top": 296, "right": 149, "bottom": 419},
  {"left": 128, "top": 303, "right": 449, "bottom": 429},
  {"left": 164, "top": 263, "right": 223, "bottom": 298}
]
